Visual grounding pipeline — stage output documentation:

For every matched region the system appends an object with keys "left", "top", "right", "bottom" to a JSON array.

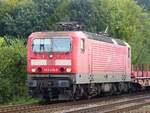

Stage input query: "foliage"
[
  {"left": 48, "top": 0, "right": 108, "bottom": 32},
  {"left": 6, "top": 97, "right": 40, "bottom": 106},
  {"left": 137, "top": 0, "right": 150, "bottom": 11},
  {"left": 48, "top": 0, "right": 71, "bottom": 30},
  {"left": 101, "top": 0, "right": 150, "bottom": 64},
  {"left": 0, "top": 38, "right": 27, "bottom": 104},
  {"left": 67, "top": 0, "right": 107, "bottom": 32},
  {"left": 0, "top": 0, "right": 60, "bottom": 37},
  {"left": 0, "top": 37, "right": 5, "bottom": 46}
]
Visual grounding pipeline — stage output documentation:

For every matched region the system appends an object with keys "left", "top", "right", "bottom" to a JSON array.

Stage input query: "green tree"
[
  {"left": 0, "top": 38, "right": 27, "bottom": 103},
  {"left": 101, "top": 0, "right": 150, "bottom": 64},
  {"left": 68, "top": 0, "right": 106, "bottom": 32},
  {"left": 137, "top": 0, "right": 150, "bottom": 11},
  {"left": 48, "top": 0, "right": 107, "bottom": 32},
  {"left": 0, "top": 0, "right": 60, "bottom": 37}
]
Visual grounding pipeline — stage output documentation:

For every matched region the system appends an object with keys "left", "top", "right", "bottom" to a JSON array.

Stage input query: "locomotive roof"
[
  {"left": 29, "top": 31, "right": 128, "bottom": 47},
  {"left": 84, "top": 32, "right": 127, "bottom": 46}
]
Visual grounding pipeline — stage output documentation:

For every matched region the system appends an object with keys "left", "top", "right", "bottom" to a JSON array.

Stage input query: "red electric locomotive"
[{"left": 27, "top": 31, "right": 135, "bottom": 100}]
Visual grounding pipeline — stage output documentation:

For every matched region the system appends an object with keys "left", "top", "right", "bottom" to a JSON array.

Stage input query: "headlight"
[
  {"left": 66, "top": 68, "right": 71, "bottom": 72},
  {"left": 32, "top": 68, "right": 36, "bottom": 72},
  {"left": 49, "top": 54, "right": 53, "bottom": 58}
]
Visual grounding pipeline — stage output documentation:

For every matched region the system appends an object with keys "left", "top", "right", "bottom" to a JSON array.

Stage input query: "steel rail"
[
  {"left": 0, "top": 92, "right": 149, "bottom": 113},
  {"left": 64, "top": 96, "right": 150, "bottom": 113}
]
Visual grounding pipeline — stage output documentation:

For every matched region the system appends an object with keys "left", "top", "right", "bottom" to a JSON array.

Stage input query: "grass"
[{"left": 0, "top": 97, "right": 41, "bottom": 106}]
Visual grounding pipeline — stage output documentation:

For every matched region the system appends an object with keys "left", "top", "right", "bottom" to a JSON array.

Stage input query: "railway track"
[
  {"left": 64, "top": 95, "right": 150, "bottom": 113},
  {"left": 0, "top": 92, "right": 150, "bottom": 113}
]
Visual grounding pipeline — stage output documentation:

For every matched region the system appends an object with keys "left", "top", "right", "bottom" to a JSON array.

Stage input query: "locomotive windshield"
[{"left": 32, "top": 37, "right": 71, "bottom": 52}]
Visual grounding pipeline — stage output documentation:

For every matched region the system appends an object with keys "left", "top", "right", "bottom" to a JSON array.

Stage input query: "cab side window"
[
  {"left": 80, "top": 39, "right": 85, "bottom": 52},
  {"left": 128, "top": 47, "right": 130, "bottom": 58}
]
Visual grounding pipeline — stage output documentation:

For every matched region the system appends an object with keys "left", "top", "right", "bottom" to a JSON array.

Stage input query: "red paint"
[
  {"left": 132, "top": 64, "right": 150, "bottom": 79},
  {"left": 27, "top": 31, "right": 131, "bottom": 77}
]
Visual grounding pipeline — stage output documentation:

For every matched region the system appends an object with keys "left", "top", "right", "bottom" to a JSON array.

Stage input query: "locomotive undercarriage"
[
  {"left": 72, "top": 82, "right": 139, "bottom": 99},
  {"left": 27, "top": 75, "right": 142, "bottom": 100},
  {"left": 27, "top": 76, "right": 73, "bottom": 100}
]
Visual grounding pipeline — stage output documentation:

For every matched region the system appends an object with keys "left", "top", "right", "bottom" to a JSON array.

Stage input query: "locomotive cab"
[
  {"left": 29, "top": 37, "right": 72, "bottom": 74},
  {"left": 27, "top": 32, "right": 75, "bottom": 99}
]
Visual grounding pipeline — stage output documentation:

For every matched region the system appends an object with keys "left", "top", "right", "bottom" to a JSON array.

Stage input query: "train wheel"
[
  {"left": 88, "top": 84, "right": 98, "bottom": 99},
  {"left": 117, "top": 83, "right": 125, "bottom": 93},
  {"left": 127, "top": 83, "right": 132, "bottom": 93},
  {"left": 131, "top": 83, "right": 142, "bottom": 92},
  {"left": 112, "top": 83, "right": 117, "bottom": 95},
  {"left": 97, "top": 84, "right": 102, "bottom": 96},
  {"left": 123, "top": 83, "right": 128, "bottom": 93},
  {"left": 36, "top": 88, "right": 50, "bottom": 101},
  {"left": 73, "top": 85, "right": 82, "bottom": 100}
]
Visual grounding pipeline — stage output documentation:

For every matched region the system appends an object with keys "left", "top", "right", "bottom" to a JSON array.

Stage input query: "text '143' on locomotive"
[{"left": 27, "top": 31, "right": 150, "bottom": 100}]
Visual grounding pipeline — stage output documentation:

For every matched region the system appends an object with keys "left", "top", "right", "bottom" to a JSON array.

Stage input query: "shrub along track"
[{"left": 0, "top": 92, "right": 150, "bottom": 113}]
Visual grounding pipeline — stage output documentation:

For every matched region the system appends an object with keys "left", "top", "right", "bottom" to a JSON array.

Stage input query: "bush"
[{"left": 0, "top": 38, "right": 27, "bottom": 104}]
